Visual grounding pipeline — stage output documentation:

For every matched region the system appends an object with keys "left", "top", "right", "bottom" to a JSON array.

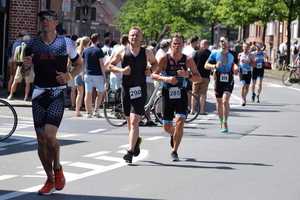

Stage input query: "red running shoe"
[
  {"left": 38, "top": 180, "right": 56, "bottom": 195},
  {"left": 54, "top": 167, "right": 66, "bottom": 190}
]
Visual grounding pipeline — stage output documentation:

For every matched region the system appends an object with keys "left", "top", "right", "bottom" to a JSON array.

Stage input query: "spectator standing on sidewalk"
[
  {"left": 7, "top": 35, "right": 34, "bottom": 101},
  {"left": 191, "top": 39, "right": 211, "bottom": 115},
  {"left": 81, "top": 33, "right": 106, "bottom": 118},
  {"left": 24, "top": 9, "right": 83, "bottom": 195},
  {"left": 7, "top": 30, "right": 27, "bottom": 96},
  {"left": 74, "top": 36, "right": 91, "bottom": 117}
]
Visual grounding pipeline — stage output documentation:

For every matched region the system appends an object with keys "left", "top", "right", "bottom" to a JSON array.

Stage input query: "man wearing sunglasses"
[
  {"left": 204, "top": 35, "right": 238, "bottom": 133},
  {"left": 23, "top": 9, "right": 83, "bottom": 195},
  {"left": 251, "top": 42, "right": 269, "bottom": 103}
]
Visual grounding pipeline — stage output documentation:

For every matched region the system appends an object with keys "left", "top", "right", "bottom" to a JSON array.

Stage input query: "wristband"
[
  {"left": 121, "top": 69, "right": 124, "bottom": 74},
  {"left": 67, "top": 73, "right": 73, "bottom": 79},
  {"left": 164, "top": 77, "right": 168, "bottom": 82}
]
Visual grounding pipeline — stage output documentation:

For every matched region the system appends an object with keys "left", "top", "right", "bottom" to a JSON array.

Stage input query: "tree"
[
  {"left": 211, "top": 0, "right": 300, "bottom": 64},
  {"left": 115, "top": 0, "right": 208, "bottom": 42}
]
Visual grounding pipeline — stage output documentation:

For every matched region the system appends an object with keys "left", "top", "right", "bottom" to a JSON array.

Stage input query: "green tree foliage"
[{"left": 115, "top": 0, "right": 206, "bottom": 42}]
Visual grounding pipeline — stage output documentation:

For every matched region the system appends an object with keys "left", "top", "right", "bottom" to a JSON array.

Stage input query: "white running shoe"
[
  {"left": 92, "top": 111, "right": 101, "bottom": 118},
  {"left": 86, "top": 113, "right": 92, "bottom": 118}
]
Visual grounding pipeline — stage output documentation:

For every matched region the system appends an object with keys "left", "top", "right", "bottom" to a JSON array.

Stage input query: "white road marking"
[
  {"left": 68, "top": 162, "right": 106, "bottom": 170},
  {"left": 83, "top": 151, "right": 110, "bottom": 157},
  {"left": 88, "top": 129, "right": 106, "bottom": 133},
  {"left": 94, "top": 155, "right": 124, "bottom": 162},
  {"left": 58, "top": 134, "right": 79, "bottom": 138},
  {"left": 0, "top": 175, "right": 18, "bottom": 181}
]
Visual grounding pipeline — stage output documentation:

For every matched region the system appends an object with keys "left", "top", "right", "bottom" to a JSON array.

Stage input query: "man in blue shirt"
[{"left": 82, "top": 33, "right": 106, "bottom": 118}]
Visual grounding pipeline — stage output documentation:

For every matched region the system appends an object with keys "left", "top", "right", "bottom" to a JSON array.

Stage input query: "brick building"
[{"left": 0, "top": 0, "right": 125, "bottom": 89}]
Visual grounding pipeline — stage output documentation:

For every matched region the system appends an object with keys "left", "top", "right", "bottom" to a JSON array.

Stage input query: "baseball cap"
[
  {"left": 17, "top": 30, "right": 27, "bottom": 37},
  {"left": 37, "top": 9, "right": 58, "bottom": 19}
]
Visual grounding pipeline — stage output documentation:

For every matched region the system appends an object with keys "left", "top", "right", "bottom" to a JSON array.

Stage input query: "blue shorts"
[
  {"left": 84, "top": 74, "right": 104, "bottom": 93},
  {"left": 75, "top": 74, "right": 85, "bottom": 86}
]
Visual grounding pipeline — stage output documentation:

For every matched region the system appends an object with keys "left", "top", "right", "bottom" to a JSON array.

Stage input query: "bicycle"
[
  {"left": 0, "top": 99, "right": 18, "bottom": 141},
  {"left": 282, "top": 65, "right": 300, "bottom": 86},
  {"left": 103, "top": 83, "right": 200, "bottom": 126}
]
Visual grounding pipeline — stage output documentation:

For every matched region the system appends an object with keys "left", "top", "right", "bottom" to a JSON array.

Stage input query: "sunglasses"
[
  {"left": 220, "top": 40, "right": 228, "bottom": 43},
  {"left": 39, "top": 15, "right": 56, "bottom": 21},
  {"left": 257, "top": 45, "right": 263, "bottom": 48}
]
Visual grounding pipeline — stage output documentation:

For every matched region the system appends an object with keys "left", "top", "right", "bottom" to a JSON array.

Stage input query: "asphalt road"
[{"left": 0, "top": 76, "right": 300, "bottom": 200}]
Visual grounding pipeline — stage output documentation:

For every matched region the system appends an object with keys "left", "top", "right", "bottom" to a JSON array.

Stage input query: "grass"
[{"left": 264, "top": 69, "right": 286, "bottom": 76}]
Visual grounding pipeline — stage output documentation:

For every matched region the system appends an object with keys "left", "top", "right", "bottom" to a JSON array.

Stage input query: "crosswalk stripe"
[{"left": 0, "top": 175, "right": 18, "bottom": 181}]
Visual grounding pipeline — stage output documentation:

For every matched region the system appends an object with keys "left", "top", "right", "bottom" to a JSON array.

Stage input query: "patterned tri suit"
[
  {"left": 207, "top": 50, "right": 238, "bottom": 98},
  {"left": 239, "top": 53, "right": 252, "bottom": 86},
  {"left": 25, "top": 35, "right": 80, "bottom": 132},
  {"left": 252, "top": 51, "right": 265, "bottom": 81},
  {"left": 121, "top": 46, "right": 148, "bottom": 116},
  {"left": 161, "top": 54, "right": 189, "bottom": 122}
]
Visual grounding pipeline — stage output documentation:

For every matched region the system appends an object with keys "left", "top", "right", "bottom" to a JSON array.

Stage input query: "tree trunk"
[{"left": 286, "top": 0, "right": 294, "bottom": 66}]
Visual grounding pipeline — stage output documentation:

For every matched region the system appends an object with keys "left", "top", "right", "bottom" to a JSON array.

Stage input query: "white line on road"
[
  {"left": 0, "top": 175, "right": 18, "bottom": 181},
  {"left": 82, "top": 151, "right": 110, "bottom": 157},
  {"left": 58, "top": 134, "right": 79, "bottom": 138},
  {"left": 88, "top": 129, "right": 106, "bottom": 133}
]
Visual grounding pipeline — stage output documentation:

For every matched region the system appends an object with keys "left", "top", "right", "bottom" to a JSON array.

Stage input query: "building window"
[
  {"left": 250, "top": 24, "right": 256, "bottom": 37},
  {"left": 292, "top": 23, "right": 298, "bottom": 38},
  {"left": 267, "top": 21, "right": 274, "bottom": 36}
]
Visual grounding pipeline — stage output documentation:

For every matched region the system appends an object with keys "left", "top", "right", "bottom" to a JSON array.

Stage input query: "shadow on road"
[{"left": 0, "top": 191, "right": 159, "bottom": 200}]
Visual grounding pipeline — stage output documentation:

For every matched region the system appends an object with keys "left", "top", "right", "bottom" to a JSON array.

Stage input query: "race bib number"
[
  {"left": 257, "top": 63, "right": 262, "bottom": 69},
  {"left": 220, "top": 74, "right": 229, "bottom": 82},
  {"left": 242, "top": 68, "right": 248, "bottom": 74},
  {"left": 129, "top": 86, "right": 142, "bottom": 99},
  {"left": 169, "top": 87, "right": 181, "bottom": 99}
]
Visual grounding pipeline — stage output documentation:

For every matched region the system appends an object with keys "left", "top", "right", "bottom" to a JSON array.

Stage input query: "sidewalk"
[
  {"left": 0, "top": 87, "right": 71, "bottom": 107},
  {"left": 0, "top": 72, "right": 299, "bottom": 107}
]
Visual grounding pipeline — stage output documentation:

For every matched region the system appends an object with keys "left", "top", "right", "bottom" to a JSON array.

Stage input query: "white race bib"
[
  {"left": 129, "top": 86, "right": 142, "bottom": 99},
  {"left": 242, "top": 68, "right": 248, "bottom": 74},
  {"left": 169, "top": 87, "right": 181, "bottom": 99},
  {"left": 220, "top": 74, "right": 229, "bottom": 82},
  {"left": 257, "top": 63, "right": 262, "bottom": 69}
]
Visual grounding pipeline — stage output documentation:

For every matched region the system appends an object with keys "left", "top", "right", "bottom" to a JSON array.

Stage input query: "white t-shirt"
[
  {"left": 182, "top": 45, "right": 196, "bottom": 57},
  {"left": 279, "top": 43, "right": 286, "bottom": 56}
]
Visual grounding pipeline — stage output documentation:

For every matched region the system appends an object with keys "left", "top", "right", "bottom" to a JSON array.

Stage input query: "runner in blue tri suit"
[
  {"left": 238, "top": 43, "right": 256, "bottom": 106},
  {"left": 152, "top": 33, "right": 201, "bottom": 161},
  {"left": 205, "top": 35, "right": 239, "bottom": 133},
  {"left": 251, "top": 42, "right": 269, "bottom": 103}
]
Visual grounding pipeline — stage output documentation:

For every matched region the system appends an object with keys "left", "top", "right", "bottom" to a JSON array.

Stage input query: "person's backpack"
[
  {"left": 15, "top": 43, "right": 26, "bottom": 66},
  {"left": 293, "top": 45, "right": 299, "bottom": 55},
  {"left": 5, "top": 41, "right": 15, "bottom": 58}
]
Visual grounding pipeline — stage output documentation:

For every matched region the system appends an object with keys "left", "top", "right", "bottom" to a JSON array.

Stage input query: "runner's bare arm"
[{"left": 108, "top": 48, "right": 125, "bottom": 74}]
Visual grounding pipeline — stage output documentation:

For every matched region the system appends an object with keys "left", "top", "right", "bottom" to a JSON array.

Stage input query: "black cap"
[{"left": 37, "top": 9, "right": 58, "bottom": 19}]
